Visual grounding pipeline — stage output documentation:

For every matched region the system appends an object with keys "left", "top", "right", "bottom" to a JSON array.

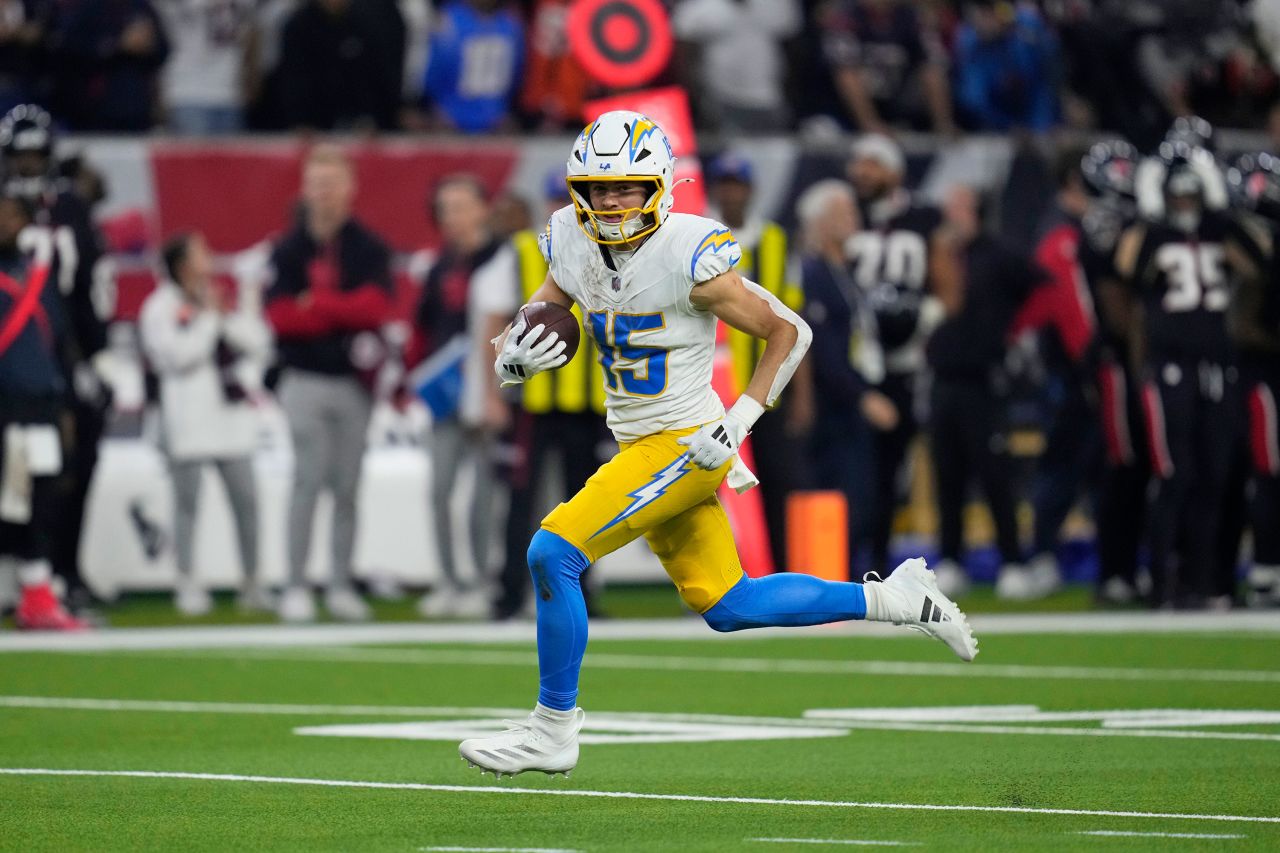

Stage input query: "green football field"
[{"left": 2, "top": 601, "right": 1279, "bottom": 851}]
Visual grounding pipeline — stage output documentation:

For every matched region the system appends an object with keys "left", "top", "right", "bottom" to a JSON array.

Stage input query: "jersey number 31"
[{"left": 587, "top": 311, "right": 668, "bottom": 397}]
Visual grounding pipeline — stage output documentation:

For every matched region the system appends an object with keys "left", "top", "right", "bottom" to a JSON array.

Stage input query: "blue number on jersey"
[{"left": 587, "top": 311, "right": 667, "bottom": 397}]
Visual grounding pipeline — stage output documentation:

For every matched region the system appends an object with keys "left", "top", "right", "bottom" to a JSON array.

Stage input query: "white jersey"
[{"left": 543, "top": 207, "right": 741, "bottom": 442}]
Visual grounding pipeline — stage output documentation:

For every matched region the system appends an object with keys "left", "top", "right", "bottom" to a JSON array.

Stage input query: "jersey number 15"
[{"left": 587, "top": 311, "right": 668, "bottom": 397}]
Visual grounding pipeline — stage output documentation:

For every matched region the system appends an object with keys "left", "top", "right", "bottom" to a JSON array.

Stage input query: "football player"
[
  {"left": 459, "top": 112, "right": 978, "bottom": 778},
  {"left": 1079, "top": 140, "right": 1149, "bottom": 605},
  {"left": 1115, "top": 147, "right": 1263, "bottom": 607},
  {"left": 1226, "top": 153, "right": 1280, "bottom": 607},
  {"left": 0, "top": 104, "right": 110, "bottom": 623}
]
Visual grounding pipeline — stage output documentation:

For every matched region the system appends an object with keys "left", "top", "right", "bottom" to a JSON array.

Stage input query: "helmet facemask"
[
  {"left": 1164, "top": 167, "right": 1203, "bottom": 233},
  {"left": 567, "top": 175, "right": 665, "bottom": 246}
]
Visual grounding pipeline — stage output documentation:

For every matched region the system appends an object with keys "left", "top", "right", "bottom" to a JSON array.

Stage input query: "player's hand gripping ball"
[{"left": 494, "top": 302, "right": 579, "bottom": 387}]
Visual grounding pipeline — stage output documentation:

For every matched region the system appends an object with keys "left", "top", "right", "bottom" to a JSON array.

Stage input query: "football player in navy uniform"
[
  {"left": 844, "top": 134, "right": 961, "bottom": 587},
  {"left": 1226, "top": 153, "right": 1280, "bottom": 607},
  {"left": 1078, "top": 140, "right": 1149, "bottom": 605},
  {"left": 0, "top": 105, "right": 111, "bottom": 618},
  {"left": 1115, "top": 148, "right": 1263, "bottom": 607}
]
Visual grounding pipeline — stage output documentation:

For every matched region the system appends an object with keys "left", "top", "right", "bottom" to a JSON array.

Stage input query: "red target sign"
[{"left": 568, "top": 0, "right": 673, "bottom": 88}]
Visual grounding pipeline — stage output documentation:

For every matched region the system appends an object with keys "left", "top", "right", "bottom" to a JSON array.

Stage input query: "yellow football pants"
[{"left": 541, "top": 426, "right": 746, "bottom": 613}]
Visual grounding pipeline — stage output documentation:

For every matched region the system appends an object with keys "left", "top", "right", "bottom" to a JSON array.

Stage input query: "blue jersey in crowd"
[
  {"left": 954, "top": 8, "right": 1059, "bottom": 132},
  {"left": 423, "top": 2, "right": 524, "bottom": 134}
]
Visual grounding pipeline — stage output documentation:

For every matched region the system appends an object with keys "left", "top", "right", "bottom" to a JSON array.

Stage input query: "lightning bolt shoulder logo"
[
  {"left": 591, "top": 454, "right": 693, "bottom": 539},
  {"left": 690, "top": 228, "right": 740, "bottom": 280}
]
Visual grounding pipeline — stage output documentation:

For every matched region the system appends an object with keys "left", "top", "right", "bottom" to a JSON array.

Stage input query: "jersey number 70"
[{"left": 587, "top": 311, "right": 668, "bottom": 397}]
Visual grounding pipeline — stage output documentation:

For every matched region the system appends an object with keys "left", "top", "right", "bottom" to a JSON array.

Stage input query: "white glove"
[
  {"left": 677, "top": 397, "right": 764, "bottom": 471},
  {"left": 494, "top": 318, "right": 568, "bottom": 388}
]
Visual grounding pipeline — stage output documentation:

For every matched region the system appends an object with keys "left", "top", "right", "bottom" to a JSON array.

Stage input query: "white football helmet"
[{"left": 565, "top": 110, "right": 676, "bottom": 245}]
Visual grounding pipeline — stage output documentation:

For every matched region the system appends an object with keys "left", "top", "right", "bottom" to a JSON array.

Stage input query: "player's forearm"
[
  {"left": 742, "top": 320, "right": 800, "bottom": 408},
  {"left": 738, "top": 279, "right": 813, "bottom": 410}
]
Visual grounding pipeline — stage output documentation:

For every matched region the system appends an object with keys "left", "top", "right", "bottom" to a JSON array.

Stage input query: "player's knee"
[
  {"left": 701, "top": 577, "right": 753, "bottom": 633},
  {"left": 527, "top": 529, "right": 588, "bottom": 589}
]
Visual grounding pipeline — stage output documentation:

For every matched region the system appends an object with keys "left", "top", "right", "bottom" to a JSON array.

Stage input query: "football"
[{"left": 516, "top": 301, "right": 581, "bottom": 363}]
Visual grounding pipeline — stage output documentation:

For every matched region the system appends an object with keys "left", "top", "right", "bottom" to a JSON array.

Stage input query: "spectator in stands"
[
  {"left": 410, "top": 174, "right": 518, "bottom": 618},
  {"left": 927, "top": 185, "right": 1046, "bottom": 599},
  {"left": 797, "top": 179, "right": 895, "bottom": 573},
  {"left": 1126, "top": 0, "right": 1239, "bottom": 121},
  {"left": 276, "top": 0, "right": 401, "bottom": 131},
  {"left": 818, "top": 0, "right": 956, "bottom": 134},
  {"left": 520, "top": 0, "right": 590, "bottom": 131},
  {"left": 953, "top": 0, "right": 1058, "bottom": 133},
  {"left": 673, "top": 0, "right": 802, "bottom": 132},
  {"left": 0, "top": 193, "right": 86, "bottom": 630},
  {"left": 45, "top": 0, "right": 170, "bottom": 131},
  {"left": 420, "top": 0, "right": 523, "bottom": 133},
  {"left": 158, "top": 0, "right": 259, "bottom": 135},
  {"left": 0, "top": 1, "right": 46, "bottom": 115},
  {"left": 139, "top": 232, "right": 272, "bottom": 616},
  {"left": 265, "top": 145, "right": 394, "bottom": 623},
  {"left": 489, "top": 190, "right": 533, "bottom": 242},
  {"left": 243, "top": 0, "right": 297, "bottom": 131},
  {"left": 705, "top": 151, "right": 811, "bottom": 569}
]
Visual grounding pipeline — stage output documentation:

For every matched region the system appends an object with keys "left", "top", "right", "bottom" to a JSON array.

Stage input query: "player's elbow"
[{"left": 793, "top": 315, "right": 813, "bottom": 358}]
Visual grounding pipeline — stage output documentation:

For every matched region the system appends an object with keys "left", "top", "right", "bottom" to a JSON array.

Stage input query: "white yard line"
[
  {"left": 115, "top": 646, "right": 1280, "bottom": 686},
  {"left": 1076, "top": 830, "right": 1246, "bottom": 839},
  {"left": 4, "top": 695, "right": 1279, "bottom": 744},
  {"left": 747, "top": 838, "right": 921, "bottom": 847},
  {"left": 1, "top": 768, "right": 1278, "bottom": 825},
  {"left": 796, "top": 720, "right": 1280, "bottom": 744},
  {"left": 0, "top": 611, "right": 1278, "bottom": 653},
  {"left": 0, "top": 696, "right": 528, "bottom": 717},
  {"left": 419, "top": 847, "right": 581, "bottom": 852}
]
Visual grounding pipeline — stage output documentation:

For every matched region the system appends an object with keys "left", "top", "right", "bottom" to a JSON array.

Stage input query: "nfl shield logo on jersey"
[{"left": 611, "top": 275, "right": 622, "bottom": 292}]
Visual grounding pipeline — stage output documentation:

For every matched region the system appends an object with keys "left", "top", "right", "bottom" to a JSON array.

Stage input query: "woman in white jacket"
[{"left": 139, "top": 232, "right": 272, "bottom": 616}]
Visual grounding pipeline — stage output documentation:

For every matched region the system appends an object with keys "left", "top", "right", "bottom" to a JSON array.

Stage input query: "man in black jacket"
[
  {"left": 926, "top": 185, "right": 1047, "bottom": 598},
  {"left": 265, "top": 145, "right": 394, "bottom": 622}
]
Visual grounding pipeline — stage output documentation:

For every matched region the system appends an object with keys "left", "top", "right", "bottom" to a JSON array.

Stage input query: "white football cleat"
[
  {"left": 995, "top": 563, "right": 1038, "bottom": 601},
  {"left": 417, "top": 585, "right": 458, "bottom": 619},
  {"left": 459, "top": 707, "right": 585, "bottom": 778},
  {"left": 1027, "top": 553, "right": 1063, "bottom": 598},
  {"left": 865, "top": 558, "right": 978, "bottom": 661},
  {"left": 236, "top": 582, "right": 277, "bottom": 613},
  {"left": 174, "top": 579, "right": 212, "bottom": 617},
  {"left": 324, "top": 586, "right": 371, "bottom": 622},
  {"left": 277, "top": 586, "right": 317, "bottom": 623}
]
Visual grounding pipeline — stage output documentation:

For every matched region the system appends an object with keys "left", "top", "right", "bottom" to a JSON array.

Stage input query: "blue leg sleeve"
[
  {"left": 527, "top": 529, "right": 592, "bottom": 710},
  {"left": 702, "top": 572, "right": 867, "bottom": 633}
]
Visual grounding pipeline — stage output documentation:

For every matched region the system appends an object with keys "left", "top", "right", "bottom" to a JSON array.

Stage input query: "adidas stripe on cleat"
[
  {"left": 865, "top": 558, "right": 979, "bottom": 661},
  {"left": 458, "top": 708, "right": 584, "bottom": 777}
]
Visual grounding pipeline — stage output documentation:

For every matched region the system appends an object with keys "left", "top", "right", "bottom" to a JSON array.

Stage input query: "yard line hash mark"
[
  {"left": 747, "top": 838, "right": 921, "bottom": 847},
  {"left": 1076, "top": 830, "right": 1246, "bottom": 839},
  {"left": 1, "top": 769, "right": 1278, "bottom": 825},
  {"left": 419, "top": 847, "right": 582, "bottom": 852}
]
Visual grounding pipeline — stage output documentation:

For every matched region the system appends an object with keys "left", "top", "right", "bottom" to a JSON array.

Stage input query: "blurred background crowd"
[
  {"left": 1, "top": 0, "right": 1279, "bottom": 630},
  {"left": 2, "top": 0, "right": 1280, "bottom": 142}
]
